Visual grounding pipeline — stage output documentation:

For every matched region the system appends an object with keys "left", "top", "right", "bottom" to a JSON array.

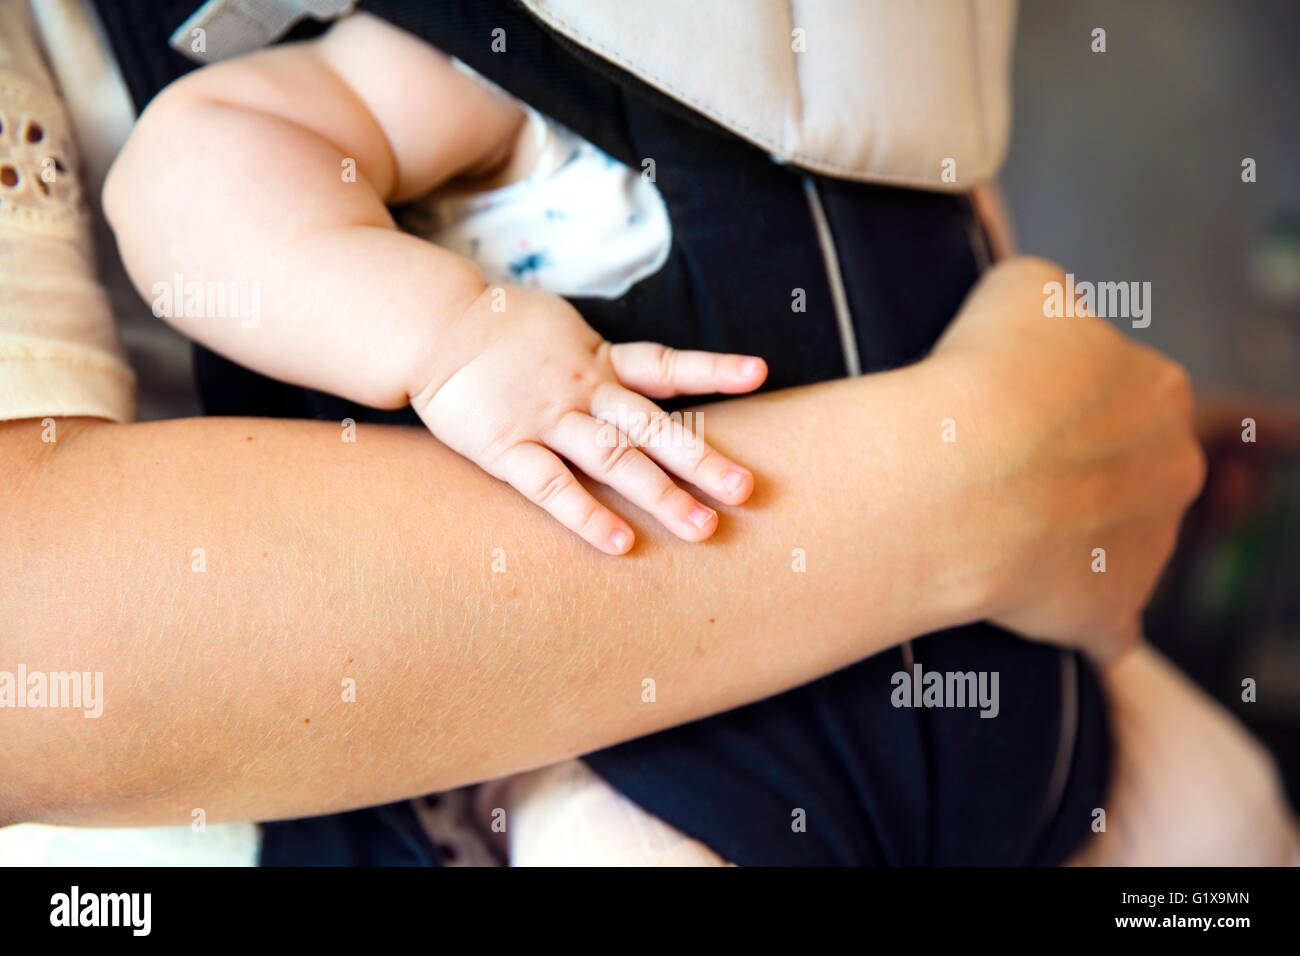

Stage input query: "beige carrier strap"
[{"left": 521, "top": 0, "right": 1017, "bottom": 191}]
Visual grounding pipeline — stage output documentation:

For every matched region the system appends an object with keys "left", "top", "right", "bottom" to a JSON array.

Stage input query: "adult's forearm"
[{"left": 1, "top": 364, "right": 986, "bottom": 826}]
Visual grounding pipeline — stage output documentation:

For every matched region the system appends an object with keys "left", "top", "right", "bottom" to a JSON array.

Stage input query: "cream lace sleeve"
[{"left": 0, "top": 0, "right": 135, "bottom": 423}]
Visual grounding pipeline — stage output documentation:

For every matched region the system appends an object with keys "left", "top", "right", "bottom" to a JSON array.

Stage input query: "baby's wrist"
[{"left": 403, "top": 269, "right": 494, "bottom": 409}]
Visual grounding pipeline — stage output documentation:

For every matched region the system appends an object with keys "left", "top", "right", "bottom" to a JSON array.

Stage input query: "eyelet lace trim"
[{"left": 0, "top": 70, "right": 82, "bottom": 238}]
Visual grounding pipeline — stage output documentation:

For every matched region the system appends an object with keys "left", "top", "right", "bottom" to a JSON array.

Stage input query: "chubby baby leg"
[
  {"left": 1068, "top": 643, "right": 1299, "bottom": 866},
  {"left": 482, "top": 760, "right": 731, "bottom": 866}
]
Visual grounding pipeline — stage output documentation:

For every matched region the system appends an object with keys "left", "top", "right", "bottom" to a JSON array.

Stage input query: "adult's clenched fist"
[{"left": 930, "top": 257, "right": 1206, "bottom": 660}]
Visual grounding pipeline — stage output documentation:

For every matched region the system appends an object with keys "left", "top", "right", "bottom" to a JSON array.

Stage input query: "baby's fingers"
[
  {"left": 608, "top": 342, "right": 767, "bottom": 399},
  {"left": 490, "top": 441, "right": 635, "bottom": 555},
  {"left": 549, "top": 411, "right": 720, "bottom": 542},
  {"left": 591, "top": 387, "right": 754, "bottom": 506}
]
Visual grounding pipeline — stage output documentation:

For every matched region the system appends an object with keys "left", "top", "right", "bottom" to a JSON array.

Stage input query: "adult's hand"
[{"left": 928, "top": 257, "right": 1206, "bottom": 660}]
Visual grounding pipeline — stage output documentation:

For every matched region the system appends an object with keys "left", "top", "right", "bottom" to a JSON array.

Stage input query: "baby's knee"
[{"left": 485, "top": 760, "right": 730, "bottom": 866}]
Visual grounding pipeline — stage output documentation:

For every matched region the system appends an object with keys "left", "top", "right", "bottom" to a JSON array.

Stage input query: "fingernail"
[
  {"left": 738, "top": 358, "right": 761, "bottom": 377},
  {"left": 610, "top": 530, "right": 631, "bottom": 552},
  {"left": 688, "top": 506, "right": 716, "bottom": 529},
  {"left": 722, "top": 469, "right": 749, "bottom": 495}
]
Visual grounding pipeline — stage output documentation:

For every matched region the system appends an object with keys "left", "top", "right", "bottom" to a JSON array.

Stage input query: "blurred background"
[{"left": 1004, "top": 0, "right": 1300, "bottom": 804}]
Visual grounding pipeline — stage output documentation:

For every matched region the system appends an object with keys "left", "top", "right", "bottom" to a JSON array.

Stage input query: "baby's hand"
[{"left": 409, "top": 286, "right": 766, "bottom": 554}]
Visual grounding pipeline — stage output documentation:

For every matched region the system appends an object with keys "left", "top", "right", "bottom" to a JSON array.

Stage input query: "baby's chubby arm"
[
  {"left": 105, "top": 12, "right": 765, "bottom": 554},
  {"left": 106, "top": 13, "right": 520, "bottom": 405}
]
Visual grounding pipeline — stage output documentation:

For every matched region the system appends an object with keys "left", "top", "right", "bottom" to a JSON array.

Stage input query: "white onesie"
[{"left": 398, "top": 101, "right": 671, "bottom": 300}]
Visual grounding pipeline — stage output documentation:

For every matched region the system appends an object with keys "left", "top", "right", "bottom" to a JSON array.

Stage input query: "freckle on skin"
[
  {"left": 709, "top": 618, "right": 715, "bottom": 624},
  {"left": 303, "top": 718, "right": 310, "bottom": 724},
  {"left": 246, "top": 436, "right": 253, "bottom": 441}
]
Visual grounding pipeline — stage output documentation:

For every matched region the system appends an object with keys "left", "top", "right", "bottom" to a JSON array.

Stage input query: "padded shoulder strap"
[{"left": 519, "top": 0, "right": 1017, "bottom": 191}]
